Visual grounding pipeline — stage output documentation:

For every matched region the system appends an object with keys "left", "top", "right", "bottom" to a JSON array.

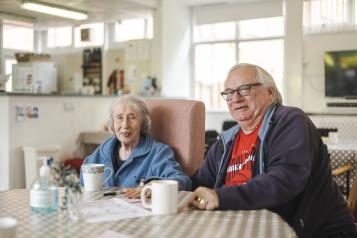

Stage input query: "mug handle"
[
  {"left": 103, "top": 167, "right": 113, "bottom": 185},
  {"left": 141, "top": 185, "right": 152, "bottom": 209}
]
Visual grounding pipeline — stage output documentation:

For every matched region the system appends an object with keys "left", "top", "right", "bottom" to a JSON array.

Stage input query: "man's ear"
[
  {"left": 267, "top": 87, "right": 275, "bottom": 96},
  {"left": 267, "top": 87, "right": 276, "bottom": 100}
]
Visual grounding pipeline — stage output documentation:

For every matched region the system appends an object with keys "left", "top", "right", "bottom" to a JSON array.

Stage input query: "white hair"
[
  {"left": 108, "top": 94, "right": 151, "bottom": 134},
  {"left": 227, "top": 63, "right": 283, "bottom": 104}
]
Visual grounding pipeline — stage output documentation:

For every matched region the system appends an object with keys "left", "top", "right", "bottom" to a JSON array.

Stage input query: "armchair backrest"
[{"left": 145, "top": 99, "right": 205, "bottom": 176}]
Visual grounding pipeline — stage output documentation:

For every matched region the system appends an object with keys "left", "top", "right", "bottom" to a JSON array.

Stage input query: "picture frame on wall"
[{"left": 81, "top": 28, "right": 90, "bottom": 42}]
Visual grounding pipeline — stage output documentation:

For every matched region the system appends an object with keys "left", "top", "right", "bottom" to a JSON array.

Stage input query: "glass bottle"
[
  {"left": 66, "top": 188, "right": 82, "bottom": 221},
  {"left": 30, "top": 157, "right": 58, "bottom": 212}
]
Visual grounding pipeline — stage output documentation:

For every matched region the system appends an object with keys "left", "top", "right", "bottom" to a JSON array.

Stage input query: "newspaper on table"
[{"left": 80, "top": 197, "right": 151, "bottom": 223}]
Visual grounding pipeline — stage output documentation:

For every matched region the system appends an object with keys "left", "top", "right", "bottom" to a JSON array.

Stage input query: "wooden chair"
[
  {"left": 347, "top": 181, "right": 357, "bottom": 222},
  {"left": 332, "top": 164, "right": 353, "bottom": 197},
  {"left": 332, "top": 160, "right": 357, "bottom": 223},
  {"left": 329, "top": 149, "right": 356, "bottom": 198}
]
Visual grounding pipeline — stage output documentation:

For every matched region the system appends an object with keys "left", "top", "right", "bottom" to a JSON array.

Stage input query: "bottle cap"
[{"left": 39, "top": 157, "right": 50, "bottom": 177}]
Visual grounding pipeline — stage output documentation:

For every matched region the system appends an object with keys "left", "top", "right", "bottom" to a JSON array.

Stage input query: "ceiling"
[
  {"left": 0, "top": 0, "right": 157, "bottom": 28},
  {"left": 180, "top": 0, "right": 267, "bottom": 6},
  {"left": 0, "top": 0, "right": 270, "bottom": 28}
]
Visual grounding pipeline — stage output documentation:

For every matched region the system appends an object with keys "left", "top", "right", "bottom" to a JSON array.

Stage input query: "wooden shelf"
[{"left": 83, "top": 48, "right": 102, "bottom": 94}]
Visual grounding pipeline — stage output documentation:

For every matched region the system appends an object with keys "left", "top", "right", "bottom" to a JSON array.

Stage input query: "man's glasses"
[{"left": 220, "top": 83, "right": 263, "bottom": 101}]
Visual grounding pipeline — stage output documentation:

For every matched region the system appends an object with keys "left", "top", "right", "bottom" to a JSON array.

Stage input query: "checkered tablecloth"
[{"left": 0, "top": 189, "right": 297, "bottom": 238}]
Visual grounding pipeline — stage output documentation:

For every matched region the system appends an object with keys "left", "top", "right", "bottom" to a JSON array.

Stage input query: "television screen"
[{"left": 325, "top": 50, "right": 357, "bottom": 98}]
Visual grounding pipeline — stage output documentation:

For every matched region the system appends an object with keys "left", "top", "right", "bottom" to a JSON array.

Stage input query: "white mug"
[
  {"left": 81, "top": 164, "right": 113, "bottom": 191},
  {"left": 141, "top": 180, "right": 178, "bottom": 215},
  {"left": 0, "top": 217, "right": 17, "bottom": 238}
]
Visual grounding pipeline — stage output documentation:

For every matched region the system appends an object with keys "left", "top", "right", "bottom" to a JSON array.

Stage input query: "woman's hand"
[
  {"left": 122, "top": 186, "right": 152, "bottom": 199},
  {"left": 186, "top": 186, "right": 219, "bottom": 210},
  {"left": 122, "top": 187, "right": 142, "bottom": 199}
]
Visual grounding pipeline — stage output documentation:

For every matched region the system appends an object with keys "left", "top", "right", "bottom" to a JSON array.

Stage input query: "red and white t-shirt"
[{"left": 225, "top": 121, "right": 262, "bottom": 187}]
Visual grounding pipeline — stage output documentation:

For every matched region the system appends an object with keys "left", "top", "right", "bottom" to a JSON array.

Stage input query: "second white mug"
[
  {"left": 81, "top": 164, "right": 113, "bottom": 191},
  {"left": 141, "top": 180, "right": 178, "bottom": 215},
  {"left": 0, "top": 217, "right": 17, "bottom": 238}
]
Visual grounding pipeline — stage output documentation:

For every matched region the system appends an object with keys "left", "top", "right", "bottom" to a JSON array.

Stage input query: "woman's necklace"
[
  {"left": 118, "top": 141, "right": 138, "bottom": 161},
  {"left": 119, "top": 148, "right": 131, "bottom": 161}
]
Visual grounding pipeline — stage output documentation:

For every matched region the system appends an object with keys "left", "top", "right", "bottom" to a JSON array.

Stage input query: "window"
[
  {"left": 194, "top": 17, "right": 284, "bottom": 110},
  {"left": 353, "top": 1, "right": 357, "bottom": 26},
  {"left": 74, "top": 23, "right": 104, "bottom": 47},
  {"left": 239, "top": 17, "right": 284, "bottom": 39},
  {"left": 303, "top": 0, "right": 357, "bottom": 33},
  {"left": 115, "top": 18, "right": 153, "bottom": 42},
  {"left": 194, "top": 22, "right": 235, "bottom": 42},
  {"left": 2, "top": 20, "right": 34, "bottom": 51},
  {"left": 195, "top": 43, "right": 236, "bottom": 109},
  {"left": 47, "top": 26, "right": 72, "bottom": 48},
  {"left": 239, "top": 39, "right": 284, "bottom": 91}
]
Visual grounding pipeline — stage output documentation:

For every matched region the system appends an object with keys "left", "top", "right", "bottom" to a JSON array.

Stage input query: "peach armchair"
[{"left": 145, "top": 99, "right": 205, "bottom": 176}]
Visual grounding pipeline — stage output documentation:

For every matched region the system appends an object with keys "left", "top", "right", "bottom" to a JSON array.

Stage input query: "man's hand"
[{"left": 186, "top": 186, "right": 219, "bottom": 210}]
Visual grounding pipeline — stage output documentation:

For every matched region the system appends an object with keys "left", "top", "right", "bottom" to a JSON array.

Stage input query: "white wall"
[
  {"left": 5, "top": 95, "right": 114, "bottom": 189},
  {"left": 194, "top": 0, "right": 282, "bottom": 25},
  {"left": 283, "top": 0, "right": 303, "bottom": 107},
  {"left": 158, "top": 0, "right": 192, "bottom": 98},
  {"left": 151, "top": 8, "right": 162, "bottom": 84},
  {"left": 49, "top": 51, "right": 82, "bottom": 93}
]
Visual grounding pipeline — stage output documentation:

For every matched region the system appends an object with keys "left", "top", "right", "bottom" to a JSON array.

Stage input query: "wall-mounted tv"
[{"left": 325, "top": 50, "right": 357, "bottom": 98}]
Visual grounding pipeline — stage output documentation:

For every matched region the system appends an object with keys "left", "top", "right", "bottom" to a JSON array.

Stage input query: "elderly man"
[{"left": 188, "top": 63, "right": 356, "bottom": 238}]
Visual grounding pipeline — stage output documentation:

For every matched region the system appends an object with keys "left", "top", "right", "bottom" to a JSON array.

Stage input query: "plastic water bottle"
[{"left": 30, "top": 157, "right": 58, "bottom": 212}]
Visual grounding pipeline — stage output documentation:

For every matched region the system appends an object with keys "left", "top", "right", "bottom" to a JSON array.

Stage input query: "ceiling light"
[{"left": 21, "top": 0, "right": 88, "bottom": 21}]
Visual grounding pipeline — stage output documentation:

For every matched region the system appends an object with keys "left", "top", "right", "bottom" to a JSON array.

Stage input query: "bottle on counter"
[{"left": 30, "top": 156, "right": 58, "bottom": 213}]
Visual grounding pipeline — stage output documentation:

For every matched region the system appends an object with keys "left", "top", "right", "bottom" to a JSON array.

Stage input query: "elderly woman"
[{"left": 79, "top": 94, "right": 191, "bottom": 196}]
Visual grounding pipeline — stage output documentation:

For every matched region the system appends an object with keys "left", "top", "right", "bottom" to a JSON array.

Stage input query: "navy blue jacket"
[{"left": 192, "top": 104, "right": 356, "bottom": 238}]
